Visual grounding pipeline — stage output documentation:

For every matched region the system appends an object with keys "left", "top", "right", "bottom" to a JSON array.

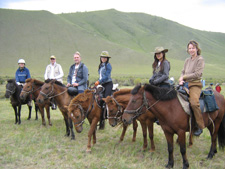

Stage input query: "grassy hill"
[{"left": 0, "top": 8, "right": 225, "bottom": 83}]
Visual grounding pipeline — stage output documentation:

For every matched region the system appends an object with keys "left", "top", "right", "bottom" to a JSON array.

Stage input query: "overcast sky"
[{"left": 1, "top": 0, "right": 225, "bottom": 33}]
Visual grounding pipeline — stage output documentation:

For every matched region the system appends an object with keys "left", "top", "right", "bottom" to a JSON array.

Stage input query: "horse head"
[
  {"left": 122, "top": 84, "right": 145, "bottom": 125},
  {"left": 37, "top": 79, "right": 56, "bottom": 103},
  {"left": 68, "top": 90, "right": 93, "bottom": 133},
  {"left": 5, "top": 79, "right": 17, "bottom": 98},
  {"left": 103, "top": 96, "right": 123, "bottom": 127},
  {"left": 20, "top": 78, "right": 33, "bottom": 101},
  {"left": 68, "top": 103, "right": 85, "bottom": 133}
]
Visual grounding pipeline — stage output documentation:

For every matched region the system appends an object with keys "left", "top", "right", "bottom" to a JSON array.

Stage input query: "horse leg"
[
  {"left": 46, "top": 105, "right": 52, "bottom": 126},
  {"left": 27, "top": 105, "right": 32, "bottom": 120},
  {"left": 64, "top": 117, "right": 70, "bottom": 137},
  {"left": 207, "top": 123, "right": 220, "bottom": 159},
  {"left": 164, "top": 131, "right": 174, "bottom": 168},
  {"left": 39, "top": 105, "right": 46, "bottom": 126},
  {"left": 35, "top": 103, "right": 38, "bottom": 120},
  {"left": 13, "top": 106, "right": 18, "bottom": 124},
  {"left": 147, "top": 119, "right": 155, "bottom": 152},
  {"left": 119, "top": 123, "right": 128, "bottom": 142},
  {"left": 132, "top": 120, "right": 138, "bottom": 142},
  {"left": 86, "top": 118, "right": 98, "bottom": 153},
  {"left": 18, "top": 105, "right": 21, "bottom": 124},
  {"left": 139, "top": 120, "right": 148, "bottom": 151},
  {"left": 69, "top": 118, "right": 75, "bottom": 140},
  {"left": 188, "top": 129, "right": 193, "bottom": 147},
  {"left": 177, "top": 131, "right": 189, "bottom": 169},
  {"left": 92, "top": 128, "right": 96, "bottom": 145}
]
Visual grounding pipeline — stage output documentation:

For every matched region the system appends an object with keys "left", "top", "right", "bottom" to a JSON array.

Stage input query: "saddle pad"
[
  {"left": 177, "top": 93, "right": 191, "bottom": 115},
  {"left": 177, "top": 93, "right": 207, "bottom": 115}
]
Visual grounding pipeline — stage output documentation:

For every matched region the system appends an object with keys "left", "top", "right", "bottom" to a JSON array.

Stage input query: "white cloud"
[{"left": 3, "top": 0, "right": 225, "bottom": 33}]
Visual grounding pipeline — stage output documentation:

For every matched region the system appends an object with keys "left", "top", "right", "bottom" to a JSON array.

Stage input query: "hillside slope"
[{"left": 0, "top": 8, "right": 225, "bottom": 80}]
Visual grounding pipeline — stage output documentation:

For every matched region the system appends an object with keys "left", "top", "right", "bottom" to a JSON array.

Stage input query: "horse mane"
[
  {"left": 7, "top": 79, "right": 16, "bottom": 83},
  {"left": 131, "top": 84, "right": 142, "bottom": 95},
  {"left": 45, "top": 79, "right": 65, "bottom": 87},
  {"left": 144, "top": 84, "right": 177, "bottom": 101},
  {"left": 33, "top": 79, "right": 44, "bottom": 86},
  {"left": 113, "top": 88, "right": 132, "bottom": 98},
  {"left": 70, "top": 90, "right": 93, "bottom": 104}
]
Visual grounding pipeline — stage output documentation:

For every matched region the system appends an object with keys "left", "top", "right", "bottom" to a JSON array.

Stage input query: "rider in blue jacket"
[{"left": 15, "top": 59, "right": 31, "bottom": 85}]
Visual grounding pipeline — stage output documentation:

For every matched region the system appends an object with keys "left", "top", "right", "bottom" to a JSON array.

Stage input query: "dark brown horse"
[
  {"left": 37, "top": 79, "right": 75, "bottom": 140},
  {"left": 122, "top": 84, "right": 225, "bottom": 169},
  {"left": 103, "top": 88, "right": 156, "bottom": 152},
  {"left": 20, "top": 78, "right": 52, "bottom": 126},
  {"left": 68, "top": 89, "right": 101, "bottom": 152},
  {"left": 5, "top": 79, "right": 38, "bottom": 124}
]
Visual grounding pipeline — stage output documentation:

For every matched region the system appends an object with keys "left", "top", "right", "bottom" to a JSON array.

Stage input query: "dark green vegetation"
[{"left": 0, "top": 8, "right": 225, "bottom": 84}]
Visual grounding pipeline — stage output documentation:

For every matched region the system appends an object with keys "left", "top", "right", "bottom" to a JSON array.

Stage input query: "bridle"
[
  {"left": 70, "top": 91, "right": 95, "bottom": 127},
  {"left": 124, "top": 91, "right": 151, "bottom": 120},
  {"left": 124, "top": 87, "right": 174, "bottom": 120},
  {"left": 21, "top": 83, "right": 41, "bottom": 96},
  {"left": 39, "top": 83, "right": 67, "bottom": 100},
  {"left": 107, "top": 97, "right": 123, "bottom": 121},
  {"left": 6, "top": 87, "right": 16, "bottom": 95}
]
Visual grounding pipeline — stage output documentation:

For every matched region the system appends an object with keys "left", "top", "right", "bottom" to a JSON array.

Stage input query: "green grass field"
[{"left": 1, "top": 86, "right": 225, "bottom": 169}]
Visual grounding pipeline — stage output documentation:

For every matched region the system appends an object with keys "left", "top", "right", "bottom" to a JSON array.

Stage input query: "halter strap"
[
  {"left": 107, "top": 97, "right": 123, "bottom": 120},
  {"left": 71, "top": 92, "right": 95, "bottom": 127}
]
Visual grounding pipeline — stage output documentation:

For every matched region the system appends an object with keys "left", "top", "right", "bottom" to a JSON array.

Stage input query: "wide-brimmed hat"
[
  {"left": 100, "top": 51, "right": 111, "bottom": 58},
  {"left": 50, "top": 55, "right": 56, "bottom": 59},
  {"left": 154, "top": 47, "right": 168, "bottom": 54}
]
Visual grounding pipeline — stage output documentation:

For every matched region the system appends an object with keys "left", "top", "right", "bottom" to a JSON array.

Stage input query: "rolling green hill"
[{"left": 0, "top": 8, "right": 225, "bottom": 83}]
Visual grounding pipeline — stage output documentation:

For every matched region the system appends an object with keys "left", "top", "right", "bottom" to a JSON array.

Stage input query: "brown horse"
[
  {"left": 122, "top": 84, "right": 225, "bottom": 169},
  {"left": 68, "top": 89, "right": 101, "bottom": 152},
  {"left": 37, "top": 79, "right": 75, "bottom": 140},
  {"left": 103, "top": 88, "right": 156, "bottom": 152},
  {"left": 20, "top": 78, "right": 52, "bottom": 126}
]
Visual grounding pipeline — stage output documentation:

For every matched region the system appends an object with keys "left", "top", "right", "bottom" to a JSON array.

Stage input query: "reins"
[
  {"left": 40, "top": 84, "right": 67, "bottom": 100},
  {"left": 71, "top": 92, "right": 95, "bottom": 127},
  {"left": 124, "top": 87, "right": 175, "bottom": 120}
]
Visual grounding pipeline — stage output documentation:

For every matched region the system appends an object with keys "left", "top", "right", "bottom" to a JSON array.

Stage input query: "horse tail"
[{"left": 218, "top": 110, "right": 225, "bottom": 149}]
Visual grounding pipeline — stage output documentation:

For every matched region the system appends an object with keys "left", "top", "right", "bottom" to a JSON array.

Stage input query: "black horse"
[{"left": 5, "top": 79, "right": 38, "bottom": 124}]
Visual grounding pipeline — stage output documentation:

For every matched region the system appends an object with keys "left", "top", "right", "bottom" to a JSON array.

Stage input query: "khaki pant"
[{"left": 188, "top": 82, "right": 205, "bottom": 129}]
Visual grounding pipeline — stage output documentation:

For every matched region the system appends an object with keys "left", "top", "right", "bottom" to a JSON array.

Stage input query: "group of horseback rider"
[{"left": 15, "top": 40, "right": 205, "bottom": 135}]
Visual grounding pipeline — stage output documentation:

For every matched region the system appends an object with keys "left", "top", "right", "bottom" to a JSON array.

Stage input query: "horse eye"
[
  {"left": 132, "top": 100, "right": 136, "bottom": 103},
  {"left": 45, "top": 87, "right": 49, "bottom": 90},
  {"left": 27, "top": 86, "right": 30, "bottom": 88},
  {"left": 76, "top": 116, "right": 79, "bottom": 119}
]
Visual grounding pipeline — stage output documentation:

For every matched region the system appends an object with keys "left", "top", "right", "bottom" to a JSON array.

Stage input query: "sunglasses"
[{"left": 50, "top": 58, "right": 55, "bottom": 60}]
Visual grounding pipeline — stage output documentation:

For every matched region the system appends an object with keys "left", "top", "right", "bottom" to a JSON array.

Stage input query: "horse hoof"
[
  {"left": 71, "top": 137, "right": 75, "bottom": 140},
  {"left": 149, "top": 148, "right": 155, "bottom": 152},
  {"left": 35, "top": 118, "right": 38, "bottom": 120},
  {"left": 27, "top": 118, "right": 31, "bottom": 120},
  {"left": 86, "top": 149, "right": 91, "bottom": 153},
  {"left": 49, "top": 123, "right": 52, "bottom": 126}
]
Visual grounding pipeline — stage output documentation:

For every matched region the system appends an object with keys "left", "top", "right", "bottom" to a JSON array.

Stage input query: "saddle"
[{"left": 177, "top": 86, "right": 219, "bottom": 115}]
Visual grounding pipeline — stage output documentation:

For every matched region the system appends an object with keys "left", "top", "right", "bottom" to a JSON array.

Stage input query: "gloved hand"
[
  {"left": 149, "top": 79, "right": 154, "bottom": 84},
  {"left": 95, "top": 81, "right": 100, "bottom": 86}
]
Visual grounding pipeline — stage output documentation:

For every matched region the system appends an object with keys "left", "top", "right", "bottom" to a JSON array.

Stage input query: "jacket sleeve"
[
  {"left": 27, "top": 68, "right": 31, "bottom": 79},
  {"left": 99, "top": 63, "right": 112, "bottom": 83},
  {"left": 78, "top": 65, "right": 88, "bottom": 86},
  {"left": 15, "top": 70, "right": 19, "bottom": 82},
  {"left": 44, "top": 65, "right": 49, "bottom": 80},
  {"left": 67, "top": 66, "right": 72, "bottom": 84},
  {"left": 153, "top": 61, "right": 170, "bottom": 85}
]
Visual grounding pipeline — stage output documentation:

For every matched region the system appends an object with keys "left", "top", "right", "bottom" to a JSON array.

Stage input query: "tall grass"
[{"left": 1, "top": 93, "right": 225, "bottom": 169}]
